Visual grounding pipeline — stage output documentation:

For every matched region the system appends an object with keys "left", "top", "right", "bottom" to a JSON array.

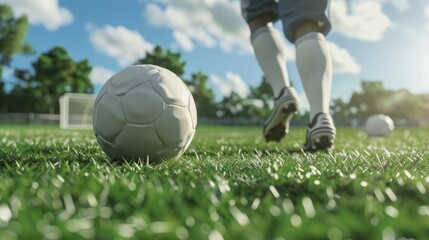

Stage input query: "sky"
[{"left": 1, "top": 0, "right": 429, "bottom": 111}]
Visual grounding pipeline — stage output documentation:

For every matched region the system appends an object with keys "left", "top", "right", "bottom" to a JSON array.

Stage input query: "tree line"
[
  {"left": 333, "top": 81, "right": 429, "bottom": 124},
  {"left": 1, "top": 4, "right": 428, "bottom": 125}
]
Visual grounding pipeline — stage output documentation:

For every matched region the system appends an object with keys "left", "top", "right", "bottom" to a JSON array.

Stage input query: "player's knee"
[
  {"left": 293, "top": 21, "right": 321, "bottom": 40},
  {"left": 248, "top": 13, "right": 275, "bottom": 32}
]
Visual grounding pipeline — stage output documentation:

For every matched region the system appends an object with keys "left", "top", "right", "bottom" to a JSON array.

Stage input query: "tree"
[
  {"left": 13, "top": 46, "right": 93, "bottom": 113},
  {"left": 4, "top": 85, "right": 36, "bottom": 113},
  {"left": 136, "top": 45, "right": 220, "bottom": 118},
  {"left": 0, "top": 5, "right": 33, "bottom": 68},
  {"left": 218, "top": 92, "right": 262, "bottom": 118},
  {"left": 331, "top": 97, "right": 350, "bottom": 119},
  {"left": 185, "top": 72, "right": 217, "bottom": 118},
  {"left": 348, "top": 80, "right": 386, "bottom": 118},
  {"left": 249, "top": 77, "right": 273, "bottom": 117},
  {"left": 0, "top": 4, "right": 33, "bottom": 111},
  {"left": 218, "top": 92, "right": 245, "bottom": 118},
  {"left": 0, "top": 80, "right": 5, "bottom": 112},
  {"left": 135, "top": 45, "right": 186, "bottom": 77},
  {"left": 348, "top": 80, "right": 429, "bottom": 121}
]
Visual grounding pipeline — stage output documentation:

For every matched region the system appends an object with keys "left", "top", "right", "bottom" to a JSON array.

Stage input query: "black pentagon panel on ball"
[
  {"left": 94, "top": 93, "right": 126, "bottom": 142},
  {"left": 109, "top": 65, "right": 158, "bottom": 96},
  {"left": 121, "top": 82, "right": 165, "bottom": 125}
]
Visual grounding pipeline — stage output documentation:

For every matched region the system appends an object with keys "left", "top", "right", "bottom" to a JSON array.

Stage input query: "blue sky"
[{"left": 1, "top": 0, "right": 429, "bottom": 111}]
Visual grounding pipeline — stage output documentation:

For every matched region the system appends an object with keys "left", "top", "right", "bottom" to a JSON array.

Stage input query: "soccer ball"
[
  {"left": 93, "top": 64, "right": 197, "bottom": 163},
  {"left": 364, "top": 114, "right": 394, "bottom": 137}
]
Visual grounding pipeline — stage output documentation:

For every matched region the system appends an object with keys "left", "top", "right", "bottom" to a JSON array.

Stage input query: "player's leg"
[
  {"left": 243, "top": 0, "right": 289, "bottom": 98},
  {"left": 295, "top": 22, "right": 332, "bottom": 122},
  {"left": 279, "top": 0, "right": 336, "bottom": 151},
  {"left": 241, "top": 0, "right": 300, "bottom": 142}
]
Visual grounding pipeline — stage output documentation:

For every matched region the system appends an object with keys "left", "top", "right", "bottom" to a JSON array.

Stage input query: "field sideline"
[{"left": 0, "top": 125, "right": 428, "bottom": 239}]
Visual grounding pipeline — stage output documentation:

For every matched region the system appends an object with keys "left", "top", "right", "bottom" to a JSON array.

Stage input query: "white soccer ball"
[
  {"left": 93, "top": 64, "right": 197, "bottom": 163},
  {"left": 364, "top": 114, "right": 394, "bottom": 137}
]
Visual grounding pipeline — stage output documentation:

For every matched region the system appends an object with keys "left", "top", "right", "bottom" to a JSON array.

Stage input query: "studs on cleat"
[
  {"left": 302, "top": 112, "right": 336, "bottom": 152},
  {"left": 263, "top": 87, "right": 300, "bottom": 143}
]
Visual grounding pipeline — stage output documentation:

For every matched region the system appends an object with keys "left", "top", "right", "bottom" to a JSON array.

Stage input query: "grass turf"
[{"left": 0, "top": 125, "right": 428, "bottom": 239}]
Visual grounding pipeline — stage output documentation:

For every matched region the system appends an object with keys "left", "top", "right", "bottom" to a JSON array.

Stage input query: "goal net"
[{"left": 59, "top": 93, "right": 96, "bottom": 129}]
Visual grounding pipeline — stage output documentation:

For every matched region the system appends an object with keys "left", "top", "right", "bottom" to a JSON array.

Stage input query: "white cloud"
[
  {"left": 211, "top": 72, "right": 250, "bottom": 98},
  {"left": 86, "top": 24, "right": 154, "bottom": 67},
  {"left": 143, "top": 0, "right": 252, "bottom": 54},
  {"left": 425, "top": 5, "right": 429, "bottom": 30},
  {"left": 173, "top": 30, "right": 193, "bottom": 52},
  {"left": 387, "top": 0, "right": 410, "bottom": 11},
  {"left": 376, "top": 0, "right": 410, "bottom": 11},
  {"left": 331, "top": 0, "right": 391, "bottom": 41},
  {"left": 90, "top": 66, "right": 115, "bottom": 85},
  {"left": 327, "top": 42, "right": 361, "bottom": 74},
  {"left": 0, "top": 0, "right": 73, "bottom": 30}
]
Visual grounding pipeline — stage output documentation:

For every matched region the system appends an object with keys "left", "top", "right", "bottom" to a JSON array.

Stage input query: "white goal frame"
[{"left": 59, "top": 93, "right": 96, "bottom": 129}]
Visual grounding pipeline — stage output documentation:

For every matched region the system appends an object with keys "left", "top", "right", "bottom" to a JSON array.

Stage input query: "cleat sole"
[
  {"left": 302, "top": 113, "right": 336, "bottom": 152},
  {"left": 263, "top": 87, "right": 300, "bottom": 143},
  {"left": 264, "top": 104, "right": 297, "bottom": 142}
]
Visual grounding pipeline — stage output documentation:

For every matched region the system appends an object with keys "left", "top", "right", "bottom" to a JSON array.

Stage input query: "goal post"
[{"left": 59, "top": 93, "right": 96, "bottom": 129}]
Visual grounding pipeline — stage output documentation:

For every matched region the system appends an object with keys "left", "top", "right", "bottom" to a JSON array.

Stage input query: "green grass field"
[{"left": 0, "top": 125, "right": 428, "bottom": 239}]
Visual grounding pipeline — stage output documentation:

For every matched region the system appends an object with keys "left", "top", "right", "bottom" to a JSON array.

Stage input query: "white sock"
[
  {"left": 295, "top": 32, "right": 332, "bottom": 120},
  {"left": 251, "top": 24, "right": 290, "bottom": 98}
]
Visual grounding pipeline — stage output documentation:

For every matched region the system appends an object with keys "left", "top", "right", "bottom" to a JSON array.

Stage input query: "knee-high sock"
[
  {"left": 295, "top": 32, "right": 332, "bottom": 120},
  {"left": 251, "top": 24, "right": 290, "bottom": 98}
]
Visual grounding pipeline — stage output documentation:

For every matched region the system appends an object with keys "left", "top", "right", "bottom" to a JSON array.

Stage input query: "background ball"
[
  {"left": 364, "top": 114, "right": 394, "bottom": 137},
  {"left": 93, "top": 64, "right": 197, "bottom": 163}
]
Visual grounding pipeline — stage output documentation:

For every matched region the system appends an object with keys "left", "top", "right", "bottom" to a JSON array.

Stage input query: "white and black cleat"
[
  {"left": 263, "top": 87, "right": 300, "bottom": 142},
  {"left": 303, "top": 112, "right": 336, "bottom": 152}
]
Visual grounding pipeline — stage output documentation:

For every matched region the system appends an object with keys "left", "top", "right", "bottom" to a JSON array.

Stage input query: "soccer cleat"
[
  {"left": 263, "top": 87, "right": 300, "bottom": 142},
  {"left": 303, "top": 112, "right": 336, "bottom": 152}
]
